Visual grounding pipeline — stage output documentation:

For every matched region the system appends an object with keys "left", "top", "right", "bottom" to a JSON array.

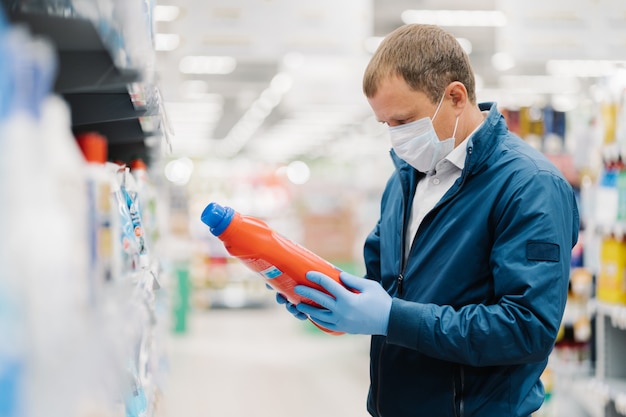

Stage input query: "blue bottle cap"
[{"left": 201, "top": 202, "right": 235, "bottom": 236}]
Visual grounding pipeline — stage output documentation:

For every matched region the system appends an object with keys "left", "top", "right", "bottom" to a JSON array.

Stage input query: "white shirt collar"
[
  {"left": 445, "top": 137, "right": 468, "bottom": 170},
  {"left": 441, "top": 118, "right": 485, "bottom": 171}
]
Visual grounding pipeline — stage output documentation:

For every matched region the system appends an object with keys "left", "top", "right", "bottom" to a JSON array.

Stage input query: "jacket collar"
[
  {"left": 464, "top": 102, "right": 506, "bottom": 175},
  {"left": 391, "top": 102, "right": 506, "bottom": 179}
]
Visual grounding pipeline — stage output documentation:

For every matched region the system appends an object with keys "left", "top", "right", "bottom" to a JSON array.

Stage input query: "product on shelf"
[
  {"left": 1, "top": 3, "right": 166, "bottom": 416},
  {"left": 130, "top": 158, "right": 159, "bottom": 259},
  {"left": 119, "top": 166, "right": 150, "bottom": 268},
  {"left": 0, "top": 19, "right": 88, "bottom": 417},
  {"left": 77, "top": 131, "right": 115, "bottom": 286},
  {"left": 200, "top": 201, "right": 346, "bottom": 335},
  {"left": 109, "top": 162, "right": 142, "bottom": 276},
  {"left": 598, "top": 236, "right": 626, "bottom": 305}
]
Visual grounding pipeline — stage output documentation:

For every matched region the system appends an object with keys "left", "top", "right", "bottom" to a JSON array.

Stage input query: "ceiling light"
[
  {"left": 165, "top": 157, "right": 194, "bottom": 186},
  {"left": 498, "top": 75, "right": 581, "bottom": 95},
  {"left": 154, "top": 33, "right": 180, "bottom": 51},
  {"left": 546, "top": 60, "right": 626, "bottom": 78},
  {"left": 401, "top": 10, "right": 507, "bottom": 27},
  {"left": 286, "top": 161, "right": 311, "bottom": 185},
  {"left": 179, "top": 56, "right": 237, "bottom": 75},
  {"left": 154, "top": 5, "right": 180, "bottom": 22}
]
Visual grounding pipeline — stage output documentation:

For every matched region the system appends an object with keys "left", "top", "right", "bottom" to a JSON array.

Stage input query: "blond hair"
[{"left": 363, "top": 24, "right": 476, "bottom": 104}]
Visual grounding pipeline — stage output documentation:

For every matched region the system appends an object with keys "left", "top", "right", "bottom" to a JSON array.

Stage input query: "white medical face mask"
[{"left": 388, "top": 95, "right": 459, "bottom": 174}]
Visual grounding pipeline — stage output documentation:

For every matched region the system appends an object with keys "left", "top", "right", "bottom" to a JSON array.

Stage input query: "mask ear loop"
[
  {"left": 451, "top": 116, "right": 459, "bottom": 140},
  {"left": 432, "top": 92, "right": 460, "bottom": 141},
  {"left": 431, "top": 93, "right": 446, "bottom": 121}
]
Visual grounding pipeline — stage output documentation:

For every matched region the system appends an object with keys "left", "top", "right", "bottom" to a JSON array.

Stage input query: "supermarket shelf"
[
  {"left": 4, "top": 10, "right": 141, "bottom": 93},
  {"left": 547, "top": 352, "right": 601, "bottom": 417},
  {"left": 595, "top": 223, "right": 626, "bottom": 241},
  {"left": 591, "top": 300, "right": 626, "bottom": 331},
  {"left": 64, "top": 92, "right": 147, "bottom": 126},
  {"left": 567, "top": 377, "right": 606, "bottom": 417},
  {"left": 73, "top": 119, "right": 147, "bottom": 145},
  {"left": 606, "top": 378, "right": 626, "bottom": 417},
  {"left": 592, "top": 298, "right": 626, "bottom": 417},
  {"left": 589, "top": 378, "right": 626, "bottom": 417},
  {"left": 3, "top": 8, "right": 162, "bottom": 163}
]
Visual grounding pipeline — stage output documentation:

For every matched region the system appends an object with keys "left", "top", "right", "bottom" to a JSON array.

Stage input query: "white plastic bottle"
[{"left": 76, "top": 132, "right": 115, "bottom": 289}]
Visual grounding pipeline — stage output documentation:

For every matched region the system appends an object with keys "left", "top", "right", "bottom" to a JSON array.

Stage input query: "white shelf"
[
  {"left": 592, "top": 298, "right": 626, "bottom": 416},
  {"left": 591, "top": 300, "right": 626, "bottom": 330},
  {"left": 573, "top": 377, "right": 607, "bottom": 417},
  {"left": 606, "top": 378, "right": 626, "bottom": 417},
  {"left": 588, "top": 378, "right": 626, "bottom": 417}
]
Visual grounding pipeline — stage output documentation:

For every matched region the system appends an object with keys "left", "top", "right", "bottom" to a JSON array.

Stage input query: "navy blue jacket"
[{"left": 364, "top": 103, "right": 579, "bottom": 417}]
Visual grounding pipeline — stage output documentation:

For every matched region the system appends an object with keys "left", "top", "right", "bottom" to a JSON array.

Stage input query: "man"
[{"left": 278, "top": 24, "right": 579, "bottom": 416}]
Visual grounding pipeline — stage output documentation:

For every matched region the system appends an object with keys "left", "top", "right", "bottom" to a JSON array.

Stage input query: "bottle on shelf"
[
  {"left": 200, "top": 201, "right": 346, "bottom": 335},
  {"left": 76, "top": 131, "right": 115, "bottom": 288},
  {"left": 597, "top": 235, "right": 626, "bottom": 305},
  {"left": 130, "top": 158, "right": 158, "bottom": 264}
]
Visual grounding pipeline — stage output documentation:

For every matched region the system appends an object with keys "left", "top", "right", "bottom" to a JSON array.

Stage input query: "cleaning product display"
[
  {"left": 554, "top": 72, "right": 626, "bottom": 417},
  {"left": 76, "top": 132, "right": 115, "bottom": 286},
  {"left": 0, "top": 2, "right": 168, "bottom": 417},
  {"left": 201, "top": 201, "right": 346, "bottom": 335}
]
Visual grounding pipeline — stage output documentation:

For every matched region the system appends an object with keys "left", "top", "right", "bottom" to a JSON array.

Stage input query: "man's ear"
[{"left": 448, "top": 81, "right": 468, "bottom": 111}]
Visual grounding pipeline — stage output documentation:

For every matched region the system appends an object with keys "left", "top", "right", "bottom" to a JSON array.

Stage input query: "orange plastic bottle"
[{"left": 201, "top": 202, "right": 344, "bottom": 335}]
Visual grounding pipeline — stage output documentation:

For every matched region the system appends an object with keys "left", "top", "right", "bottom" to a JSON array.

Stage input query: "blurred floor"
[{"left": 158, "top": 305, "right": 372, "bottom": 417}]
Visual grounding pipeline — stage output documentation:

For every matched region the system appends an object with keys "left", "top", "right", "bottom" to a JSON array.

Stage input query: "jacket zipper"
[
  {"left": 397, "top": 165, "right": 415, "bottom": 298},
  {"left": 398, "top": 146, "right": 474, "bottom": 298},
  {"left": 453, "top": 365, "right": 465, "bottom": 417}
]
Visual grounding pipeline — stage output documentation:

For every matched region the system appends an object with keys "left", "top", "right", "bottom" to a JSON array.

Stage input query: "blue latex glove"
[
  {"left": 275, "top": 292, "right": 308, "bottom": 321},
  {"left": 294, "top": 271, "right": 392, "bottom": 335},
  {"left": 266, "top": 283, "right": 307, "bottom": 320}
]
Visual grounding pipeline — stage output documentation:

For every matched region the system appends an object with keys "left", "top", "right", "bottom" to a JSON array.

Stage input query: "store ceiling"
[
  {"left": 153, "top": 0, "right": 501, "bottom": 163},
  {"left": 153, "top": 0, "right": 624, "bottom": 165}
]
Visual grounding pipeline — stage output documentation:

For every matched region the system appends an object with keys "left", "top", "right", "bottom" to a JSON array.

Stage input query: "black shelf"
[
  {"left": 4, "top": 10, "right": 141, "bottom": 93},
  {"left": 3, "top": 7, "right": 159, "bottom": 163},
  {"left": 64, "top": 93, "right": 147, "bottom": 126},
  {"left": 73, "top": 119, "right": 146, "bottom": 145},
  {"left": 55, "top": 51, "right": 140, "bottom": 93}
]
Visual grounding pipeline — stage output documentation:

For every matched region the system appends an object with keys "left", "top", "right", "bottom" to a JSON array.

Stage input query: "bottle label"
[{"left": 260, "top": 266, "right": 283, "bottom": 279}]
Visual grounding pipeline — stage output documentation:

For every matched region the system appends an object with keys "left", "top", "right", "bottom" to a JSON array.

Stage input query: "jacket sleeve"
[
  {"left": 364, "top": 219, "right": 382, "bottom": 282},
  {"left": 386, "top": 169, "right": 580, "bottom": 367}
]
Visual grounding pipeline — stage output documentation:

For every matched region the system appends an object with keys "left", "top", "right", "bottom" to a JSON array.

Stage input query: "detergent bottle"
[{"left": 201, "top": 202, "right": 344, "bottom": 335}]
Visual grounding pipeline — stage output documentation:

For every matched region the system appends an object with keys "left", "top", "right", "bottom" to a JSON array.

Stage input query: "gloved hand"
[
  {"left": 266, "top": 284, "right": 307, "bottom": 321},
  {"left": 294, "top": 271, "right": 392, "bottom": 335},
  {"left": 275, "top": 292, "right": 308, "bottom": 321}
]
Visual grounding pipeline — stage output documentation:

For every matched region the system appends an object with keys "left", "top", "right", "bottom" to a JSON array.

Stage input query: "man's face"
[{"left": 367, "top": 75, "right": 439, "bottom": 128}]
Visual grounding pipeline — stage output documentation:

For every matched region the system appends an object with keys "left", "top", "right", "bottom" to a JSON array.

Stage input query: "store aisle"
[{"left": 158, "top": 305, "right": 372, "bottom": 417}]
